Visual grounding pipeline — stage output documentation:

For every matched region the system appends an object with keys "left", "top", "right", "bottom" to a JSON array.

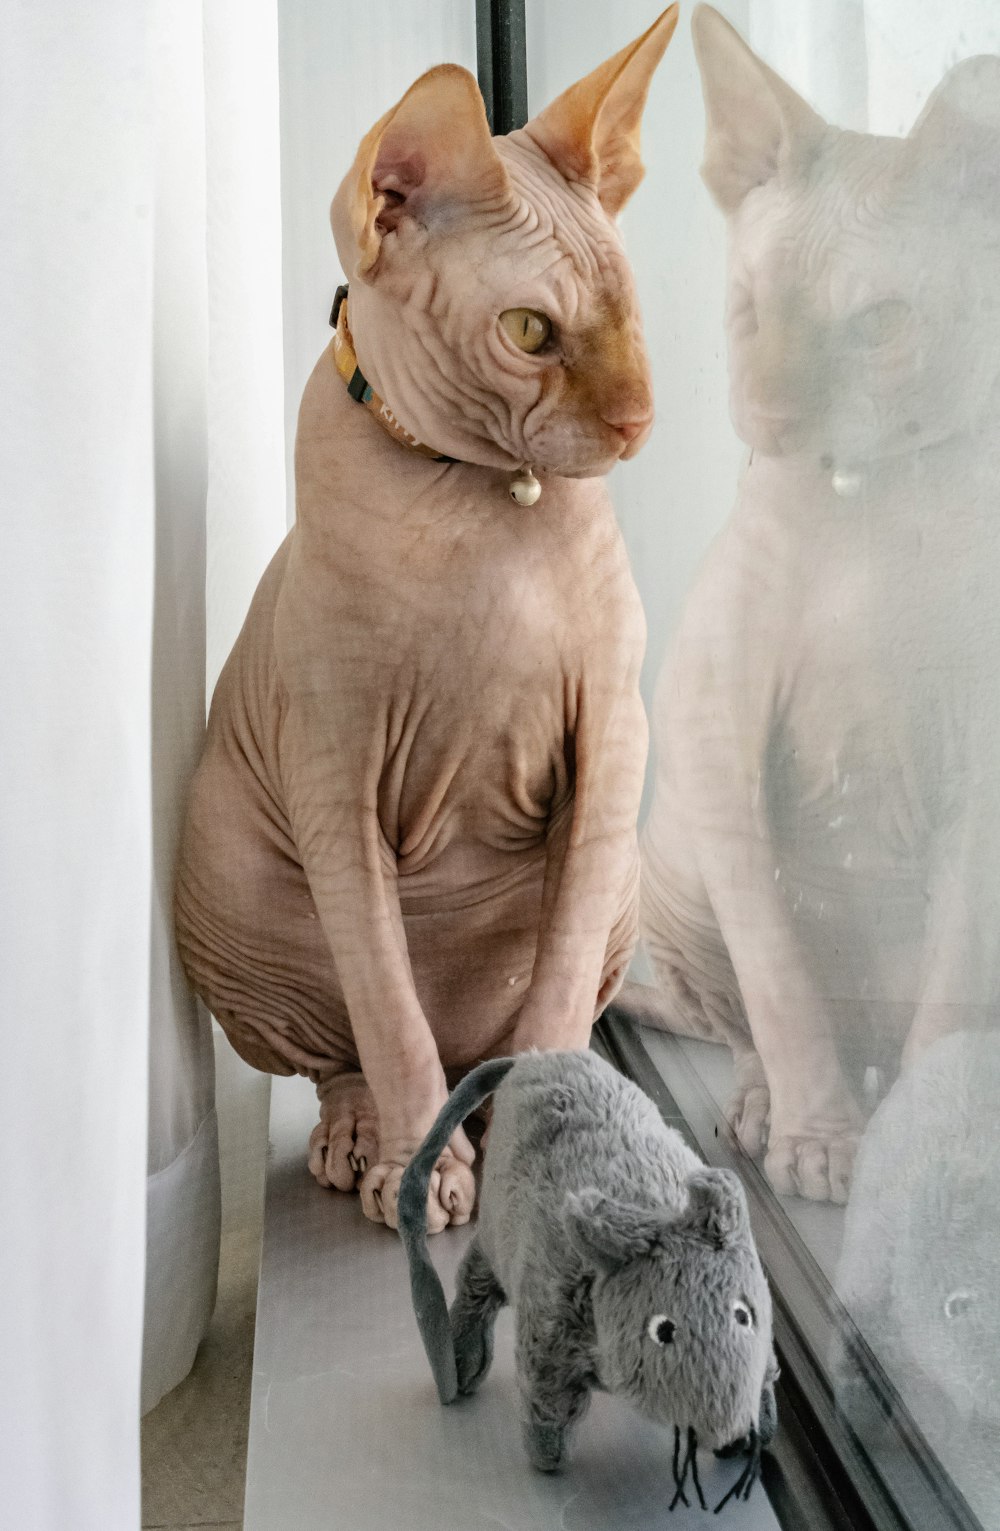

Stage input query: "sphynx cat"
[{"left": 176, "top": 10, "right": 677, "bottom": 1232}]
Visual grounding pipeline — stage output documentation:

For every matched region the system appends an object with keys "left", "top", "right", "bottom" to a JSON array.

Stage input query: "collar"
[{"left": 329, "top": 285, "right": 453, "bottom": 463}]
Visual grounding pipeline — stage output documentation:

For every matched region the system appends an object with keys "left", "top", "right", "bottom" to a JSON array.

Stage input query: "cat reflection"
[
  {"left": 835, "top": 1032, "right": 1000, "bottom": 1527},
  {"left": 640, "top": 6, "right": 1000, "bottom": 1202}
]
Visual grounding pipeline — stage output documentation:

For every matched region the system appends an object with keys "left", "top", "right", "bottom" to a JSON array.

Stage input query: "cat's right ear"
[
  {"left": 331, "top": 65, "right": 511, "bottom": 278},
  {"left": 691, "top": 4, "right": 827, "bottom": 213}
]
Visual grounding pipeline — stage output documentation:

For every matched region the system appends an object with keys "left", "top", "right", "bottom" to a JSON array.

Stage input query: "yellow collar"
[{"left": 330, "top": 286, "right": 453, "bottom": 462}]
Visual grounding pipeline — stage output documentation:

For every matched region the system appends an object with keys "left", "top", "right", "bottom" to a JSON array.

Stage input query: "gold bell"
[{"left": 509, "top": 466, "right": 541, "bottom": 506}]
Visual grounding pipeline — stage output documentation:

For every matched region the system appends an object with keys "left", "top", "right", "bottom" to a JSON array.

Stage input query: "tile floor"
[{"left": 141, "top": 1034, "right": 271, "bottom": 1531}]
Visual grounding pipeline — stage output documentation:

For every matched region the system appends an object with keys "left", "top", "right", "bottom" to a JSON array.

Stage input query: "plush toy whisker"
[
  {"left": 688, "top": 1426, "right": 708, "bottom": 1512},
  {"left": 669, "top": 1424, "right": 689, "bottom": 1510},
  {"left": 669, "top": 1424, "right": 706, "bottom": 1512},
  {"left": 713, "top": 1426, "right": 761, "bottom": 1513}
]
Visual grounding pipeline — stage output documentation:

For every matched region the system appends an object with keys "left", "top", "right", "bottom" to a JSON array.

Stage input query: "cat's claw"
[
  {"left": 308, "top": 1073, "right": 379, "bottom": 1192},
  {"left": 765, "top": 1132, "right": 859, "bottom": 1203},
  {"left": 360, "top": 1153, "right": 476, "bottom": 1234}
]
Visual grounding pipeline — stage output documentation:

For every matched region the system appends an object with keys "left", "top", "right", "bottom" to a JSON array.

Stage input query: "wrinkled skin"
[
  {"left": 640, "top": 8, "right": 1000, "bottom": 1202},
  {"left": 175, "top": 11, "right": 678, "bottom": 1231}
]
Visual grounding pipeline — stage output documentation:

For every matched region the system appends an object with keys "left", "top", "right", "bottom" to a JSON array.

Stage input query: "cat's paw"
[
  {"left": 359, "top": 1149, "right": 476, "bottom": 1234},
  {"left": 764, "top": 1131, "right": 859, "bottom": 1203},
  {"left": 308, "top": 1072, "right": 379, "bottom": 1192},
  {"left": 725, "top": 1054, "right": 770, "bottom": 1158}
]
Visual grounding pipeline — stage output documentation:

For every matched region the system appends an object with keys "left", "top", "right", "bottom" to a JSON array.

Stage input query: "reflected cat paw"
[{"left": 765, "top": 1131, "right": 859, "bottom": 1204}]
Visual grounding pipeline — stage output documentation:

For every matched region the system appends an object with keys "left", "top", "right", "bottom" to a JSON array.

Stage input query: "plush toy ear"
[
  {"left": 563, "top": 1189, "right": 666, "bottom": 1274},
  {"left": 523, "top": 5, "right": 679, "bottom": 217},
  {"left": 331, "top": 64, "right": 511, "bottom": 277},
  {"left": 691, "top": 3, "right": 827, "bottom": 213},
  {"left": 683, "top": 1169, "right": 751, "bottom": 1247}
]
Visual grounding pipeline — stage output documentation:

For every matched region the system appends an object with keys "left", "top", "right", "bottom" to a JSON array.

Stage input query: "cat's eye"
[
  {"left": 848, "top": 297, "right": 912, "bottom": 347},
  {"left": 733, "top": 1301, "right": 755, "bottom": 1330},
  {"left": 943, "top": 1288, "right": 976, "bottom": 1321},
  {"left": 647, "top": 1314, "right": 676, "bottom": 1346},
  {"left": 499, "top": 308, "right": 553, "bottom": 354}
]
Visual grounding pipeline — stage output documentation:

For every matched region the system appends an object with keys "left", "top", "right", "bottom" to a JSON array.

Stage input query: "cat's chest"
[
  {"left": 292, "top": 477, "right": 633, "bottom": 855},
  {"left": 755, "top": 486, "right": 1000, "bottom": 859}
]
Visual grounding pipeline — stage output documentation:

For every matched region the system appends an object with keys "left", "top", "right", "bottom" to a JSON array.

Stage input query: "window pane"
[{"left": 529, "top": 3, "right": 1000, "bottom": 1528}]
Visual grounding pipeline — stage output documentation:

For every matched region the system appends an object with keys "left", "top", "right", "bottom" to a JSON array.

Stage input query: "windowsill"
[{"left": 243, "top": 1069, "right": 784, "bottom": 1531}]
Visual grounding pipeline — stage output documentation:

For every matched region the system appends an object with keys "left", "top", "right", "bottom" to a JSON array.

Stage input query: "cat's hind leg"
[
  {"left": 450, "top": 1238, "right": 506, "bottom": 1395},
  {"left": 309, "top": 1071, "right": 380, "bottom": 1192}
]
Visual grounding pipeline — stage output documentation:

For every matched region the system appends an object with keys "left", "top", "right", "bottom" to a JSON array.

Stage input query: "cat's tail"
[{"left": 397, "top": 1056, "right": 517, "bottom": 1405}]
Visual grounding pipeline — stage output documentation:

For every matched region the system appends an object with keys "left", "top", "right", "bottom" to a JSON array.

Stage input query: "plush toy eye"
[
  {"left": 499, "top": 308, "right": 553, "bottom": 354},
  {"left": 733, "top": 1301, "right": 755, "bottom": 1330},
  {"left": 648, "top": 1314, "right": 676, "bottom": 1346},
  {"left": 943, "top": 1289, "right": 976, "bottom": 1321}
]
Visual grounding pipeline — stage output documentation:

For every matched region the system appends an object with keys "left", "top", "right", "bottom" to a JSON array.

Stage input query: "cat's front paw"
[
  {"left": 308, "top": 1072, "right": 379, "bottom": 1191},
  {"left": 764, "top": 1130, "right": 859, "bottom": 1203},
  {"left": 359, "top": 1148, "right": 476, "bottom": 1234}
]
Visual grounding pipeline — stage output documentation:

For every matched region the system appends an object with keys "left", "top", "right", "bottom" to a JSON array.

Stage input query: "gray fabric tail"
[{"left": 397, "top": 1056, "right": 516, "bottom": 1405}]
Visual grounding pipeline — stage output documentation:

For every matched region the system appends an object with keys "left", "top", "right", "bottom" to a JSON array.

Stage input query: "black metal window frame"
[{"left": 476, "top": 0, "right": 528, "bottom": 135}]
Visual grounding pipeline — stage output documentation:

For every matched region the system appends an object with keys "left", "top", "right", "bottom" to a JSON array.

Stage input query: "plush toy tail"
[{"left": 397, "top": 1056, "right": 516, "bottom": 1406}]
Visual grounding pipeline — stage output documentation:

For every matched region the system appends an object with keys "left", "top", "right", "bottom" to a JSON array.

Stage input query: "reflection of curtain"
[
  {"left": 750, "top": 0, "right": 1000, "bottom": 133},
  {"left": 749, "top": 0, "right": 869, "bottom": 127},
  {"left": 0, "top": 1, "right": 284, "bottom": 1524}
]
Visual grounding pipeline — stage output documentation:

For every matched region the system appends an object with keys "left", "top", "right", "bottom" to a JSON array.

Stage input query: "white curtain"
[
  {"left": 144, "top": 0, "right": 286, "bottom": 1418},
  {"left": 0, "top": 1, "right": 284, "bottom": 1525}
]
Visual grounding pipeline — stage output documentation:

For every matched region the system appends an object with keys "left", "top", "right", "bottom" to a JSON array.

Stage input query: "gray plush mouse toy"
[{"left": 398, "top": 1049, "right": 778, "bottom": 1512}]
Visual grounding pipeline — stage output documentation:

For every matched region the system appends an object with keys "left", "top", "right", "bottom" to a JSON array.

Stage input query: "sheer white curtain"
[{"left": 0, "top": 1, "right": 284, "bottom": 1525}]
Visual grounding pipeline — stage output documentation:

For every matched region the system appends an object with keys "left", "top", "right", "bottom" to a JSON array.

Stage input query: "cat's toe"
[
  {"left": 360, "top": 1159, "right": 466, "bottom": 1234},
  {"left": 726, "top": 1083, "right": 771, "bottom": 1158},
  {"left": 309, "top": 1073, "right": 379, "bottom": 1192},
  {"left": 726, "top": 1053, "right": 771, "bottom": 1157}
]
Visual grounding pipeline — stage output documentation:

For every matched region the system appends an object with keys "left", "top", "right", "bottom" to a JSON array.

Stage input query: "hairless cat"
[{"left": 175, "top": 10, "right": 678, "bottom": 1231}]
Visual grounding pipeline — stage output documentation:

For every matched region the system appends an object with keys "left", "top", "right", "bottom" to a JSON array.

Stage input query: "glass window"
[{"left": 555, "top": 4, "right": 1000, "bottom": 1528}]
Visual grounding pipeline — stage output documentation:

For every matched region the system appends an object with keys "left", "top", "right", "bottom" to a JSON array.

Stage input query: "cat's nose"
[
  {"left": 601, "top": 393, "right": 653, "bottom": 444},
  {"left": 605, "top": 416, "right": 650, "bottom": 444}
]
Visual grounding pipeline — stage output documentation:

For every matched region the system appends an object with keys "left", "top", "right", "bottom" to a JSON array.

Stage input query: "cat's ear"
[
  {"left": 692, "top": 4, "right": 826, "bottom": 213},
  {"left": 910, "top": 54, "right": 1000, "bottom": 168},
  {"left": 332, "top": 65, "right": 511, "bottom": 277},
  {"left": 523, "top": 5, "right": 679, "bottom": 218}
]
